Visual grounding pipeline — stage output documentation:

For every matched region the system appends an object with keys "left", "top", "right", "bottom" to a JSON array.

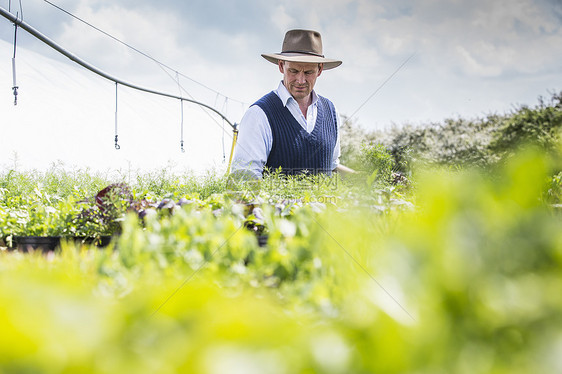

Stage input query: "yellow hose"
[{"left": 226, "top": 126, "right": 239, "bottom": 175}]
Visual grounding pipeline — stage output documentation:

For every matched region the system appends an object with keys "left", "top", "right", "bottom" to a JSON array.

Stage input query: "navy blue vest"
[{"left": 254, "top": 91, "right": 338, "bottom": 176}]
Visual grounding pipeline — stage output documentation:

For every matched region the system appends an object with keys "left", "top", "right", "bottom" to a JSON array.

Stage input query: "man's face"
[{"left": 279, "top": 61, "right": 323, "bottom": 102}]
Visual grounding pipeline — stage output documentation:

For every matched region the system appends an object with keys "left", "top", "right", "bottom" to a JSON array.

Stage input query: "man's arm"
[
  {"left": 334, "top": 164, "right": 356, "bottom": 176},
  {"left": 330, "top": 108, "right": 356, "bottom": 176},
  {"left": 230, "top": 106, "right": 272, "bottom": 179}
]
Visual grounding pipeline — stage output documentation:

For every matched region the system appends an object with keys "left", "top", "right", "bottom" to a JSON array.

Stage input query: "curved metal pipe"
[{"left": 0, "top": 6, "right": 235, "bottom": 129}]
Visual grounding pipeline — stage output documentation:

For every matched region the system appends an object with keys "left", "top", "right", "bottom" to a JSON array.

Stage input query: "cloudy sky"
[{"left": 0, "top": 0, "right": 561, "bottom": 173}]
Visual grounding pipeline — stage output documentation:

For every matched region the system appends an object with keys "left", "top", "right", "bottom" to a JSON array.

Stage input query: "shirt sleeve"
[
  {"left": 231, "top": 105, "right": 272, "bottom": 179},
  {"left": 331, "top": 106, "right": 341, "bottom": 171}
]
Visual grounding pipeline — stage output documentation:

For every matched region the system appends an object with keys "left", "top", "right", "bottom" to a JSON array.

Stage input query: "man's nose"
[{"left": 296, "top": 72, "right": 306, "bottom": 84}]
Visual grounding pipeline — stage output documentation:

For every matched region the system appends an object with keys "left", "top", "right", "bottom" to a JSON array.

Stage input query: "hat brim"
[{"left": 261, "top": 53, "right": 342, "bottom": 70}]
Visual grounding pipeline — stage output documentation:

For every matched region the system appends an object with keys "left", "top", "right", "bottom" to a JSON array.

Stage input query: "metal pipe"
[{"left": 0, "top": 6, "right": 235, "bottom": 129}]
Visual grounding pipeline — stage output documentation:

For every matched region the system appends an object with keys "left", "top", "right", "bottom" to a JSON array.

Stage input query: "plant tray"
[{"left": 10, "top": 236, "right": 113, "bottom": 253}]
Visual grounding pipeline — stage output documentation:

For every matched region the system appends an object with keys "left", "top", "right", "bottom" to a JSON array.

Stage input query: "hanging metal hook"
[
  {"left": 11, "top": 12, "right": 19, "bottom": 106},
  {"left": 180, "top": 99, "right": 185, "bottom": 153},
  {"left": 114, "top": 82, "right": 120, "bottom": 150}
]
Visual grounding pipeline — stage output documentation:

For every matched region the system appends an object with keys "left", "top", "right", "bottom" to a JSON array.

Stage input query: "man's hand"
[{"left": 334, "top": 164, "right": 357, "bottom": 176}]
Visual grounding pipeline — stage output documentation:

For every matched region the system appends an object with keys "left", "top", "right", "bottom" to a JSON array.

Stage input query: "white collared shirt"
[{"left": 232, "top": 81, "right": 341, "bottom": 178}]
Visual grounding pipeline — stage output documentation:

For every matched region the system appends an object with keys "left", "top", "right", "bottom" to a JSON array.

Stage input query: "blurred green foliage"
[{"left": 1, "top": 146, "right": 562, "bottom": 373}]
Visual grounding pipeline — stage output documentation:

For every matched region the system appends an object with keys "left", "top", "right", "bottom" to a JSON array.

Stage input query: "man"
[{"left": 231, "top": 29, "right": 354, "bottom": 179}]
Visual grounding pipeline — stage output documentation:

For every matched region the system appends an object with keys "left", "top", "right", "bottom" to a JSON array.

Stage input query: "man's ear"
[
  {"left": 317, "top": 63, "right": 323, "bottom": 76},
  {"left": 278, "top": 60, "right": 285, "bottom": 74}
]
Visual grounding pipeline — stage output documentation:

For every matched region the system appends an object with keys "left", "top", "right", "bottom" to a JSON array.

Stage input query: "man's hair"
[{"left": 279, "top": 61, "right": 323, "bottom": 70}]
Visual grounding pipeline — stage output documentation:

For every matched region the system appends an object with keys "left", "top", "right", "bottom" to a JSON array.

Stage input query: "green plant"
[
  {"left": 490, "top": 92, "right": 562, "bottom": 157},
  {"left": 2, "top": 148, "right": 562, "bottom": 373},
  {"left": 360, "top": 143, "right": 395, "bottom": 185}
]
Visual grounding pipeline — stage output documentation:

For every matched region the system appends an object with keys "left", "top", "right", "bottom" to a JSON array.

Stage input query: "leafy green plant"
[
  {"left": 360, "top": 143, "right": 395, "bottom": 185},
  {"left": 490, "top": 92, "right": 562, "bottom": 157}
]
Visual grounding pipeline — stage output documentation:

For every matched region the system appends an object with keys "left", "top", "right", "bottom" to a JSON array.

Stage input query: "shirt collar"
[{"left": 276, "top": 81, "right": 318, "bottom": 108}]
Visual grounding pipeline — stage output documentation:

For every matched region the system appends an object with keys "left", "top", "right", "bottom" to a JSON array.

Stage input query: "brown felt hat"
[{"left": 261, "top": 29, "right": 342, "bottom": 70}]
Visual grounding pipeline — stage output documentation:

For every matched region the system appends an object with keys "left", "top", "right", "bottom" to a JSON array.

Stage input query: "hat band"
[{"left": 281, "top": 50, "right": 325, "bottom": 58}]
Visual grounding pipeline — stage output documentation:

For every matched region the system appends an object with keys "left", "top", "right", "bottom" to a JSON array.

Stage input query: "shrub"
[
  {"left": 347, "top": 91, "right": 562, "bottom": 170},
  {"left": 489, "top": 91, "right": 562, "bottom": 157}
]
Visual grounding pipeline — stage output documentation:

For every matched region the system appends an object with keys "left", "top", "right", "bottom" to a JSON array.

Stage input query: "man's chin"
[{"left": 291, "top": 90, "right": 310, "bottom": 100}]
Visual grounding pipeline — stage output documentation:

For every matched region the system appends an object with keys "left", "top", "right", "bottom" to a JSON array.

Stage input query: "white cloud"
[
  {"left": 56, "top": 2, "right": 190, "bottom": 82},
  {"left": 403, "top": 0, "right": 562, "bottom": 77},
  {"left": 270, "top": 4, "right": 295, "bottom": 33},
  {"left": 455, "top": 45, "right": 504, "bottom": 77}
]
